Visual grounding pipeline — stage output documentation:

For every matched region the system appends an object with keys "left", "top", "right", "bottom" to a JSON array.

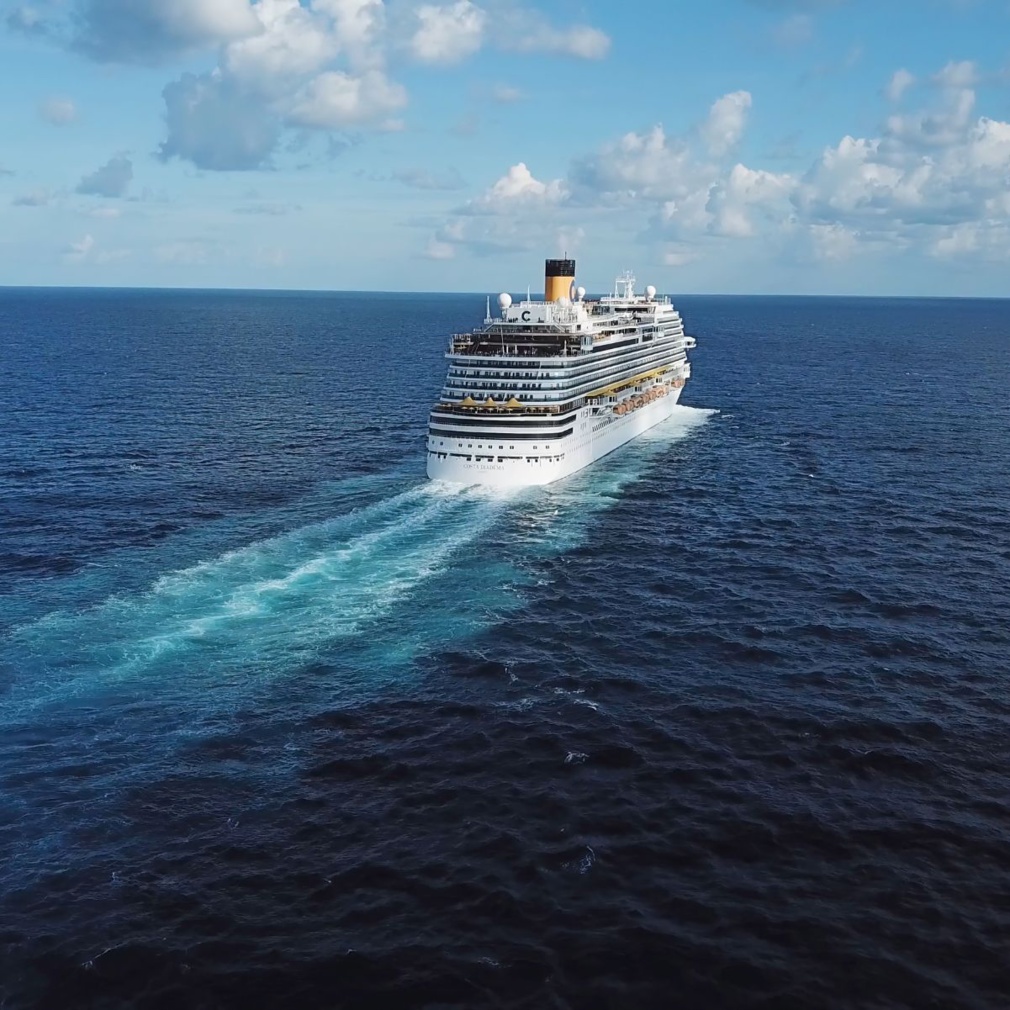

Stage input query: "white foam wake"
[
  {"left": 3, "top": 405, "right": 716, "bottom": 711},
  {"left": 6, "top": 482, "right": 509, "bottom": 706}
]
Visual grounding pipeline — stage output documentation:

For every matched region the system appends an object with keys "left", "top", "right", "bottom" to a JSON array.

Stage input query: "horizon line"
[{"left": 1, "top": 283, "right": 1008, "bottom": 302}]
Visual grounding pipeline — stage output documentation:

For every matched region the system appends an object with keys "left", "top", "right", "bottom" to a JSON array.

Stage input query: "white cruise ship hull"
[{"left": 427, "top": 386, "right": 683, "bottom": 487}]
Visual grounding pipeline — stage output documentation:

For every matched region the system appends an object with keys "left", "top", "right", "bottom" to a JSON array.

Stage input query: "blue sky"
[{"left": 1, "top": 0, "right": 1010, "bottom": 294}]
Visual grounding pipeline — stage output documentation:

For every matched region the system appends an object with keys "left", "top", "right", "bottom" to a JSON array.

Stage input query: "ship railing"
[{"left": 431, "top": 402, "right": 573, "bottom": 416}]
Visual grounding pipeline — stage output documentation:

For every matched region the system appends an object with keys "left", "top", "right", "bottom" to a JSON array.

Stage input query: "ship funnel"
[{"left": 545, "top": 258, "right": 575, "bottom": 302}]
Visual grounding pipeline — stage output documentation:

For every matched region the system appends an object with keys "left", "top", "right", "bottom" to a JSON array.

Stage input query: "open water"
[{"left": 1, "top": 289, "right": 1009, "bottom": 1009}]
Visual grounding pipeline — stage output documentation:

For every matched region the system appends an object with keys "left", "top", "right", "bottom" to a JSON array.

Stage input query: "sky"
[{"left": 1, "top": 0, "right": 1010, "bottom": 295}]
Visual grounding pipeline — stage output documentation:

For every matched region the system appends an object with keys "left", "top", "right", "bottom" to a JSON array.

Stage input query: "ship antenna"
[{"left": 485, "top": 294, "right": 491, "bottom": 323}]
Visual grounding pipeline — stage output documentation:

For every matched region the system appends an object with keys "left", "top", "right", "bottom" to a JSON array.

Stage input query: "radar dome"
[
  {"left": 645, "top": 284, "right": 657, "bottom": 299},
  {"left": 498, "top": 292, "right": 512, "bottom": 310},
  {"left": 576, "top": 286, "right": 586, "bottom": 300},
  {"left": 558, "top": 296, "right": 571, "bottom": 307}
]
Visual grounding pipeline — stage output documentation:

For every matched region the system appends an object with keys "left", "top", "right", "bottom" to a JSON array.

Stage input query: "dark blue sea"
[{"left": 1, "top": 289, "right": 1009, "bottom": 1010}]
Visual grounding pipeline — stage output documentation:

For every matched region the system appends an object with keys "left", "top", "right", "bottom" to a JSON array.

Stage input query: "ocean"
[{"left": 1, "top": 289, "right": 1008, "bottom": 1009}]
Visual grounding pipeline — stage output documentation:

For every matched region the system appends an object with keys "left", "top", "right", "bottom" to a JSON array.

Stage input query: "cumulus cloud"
[
  {"left": 425, "top": 62, "right": 1010, "bottom": 268},
  {"left": 886, "top": 69, "right": 915, "bottom": 103},
  {"left": 934, "top": 59, "right": 978, "bottom": 89},
  {"left": 64, "top": 234, "right": 95, "bottom": 261},
  {"left": 38, "top": 97, "right": 78, "bottom": 125},
  {"left": 571, "top": 125, "right": 696, "bottom": 202},
  {"left": 424, "top": 163, "right": 570, "bottom": 258},
  {"left": 223, "top": 0, "right": 341, "bottom": 89},
  {"left": 74, "top": 0, "right": 261, "bottom": 63},
  {"left": 159, "top": 73, "right": 281, "bottom": 170},
  {"left": 76, "top": 154, "right": 133, "bottom": 197},
  {"left": 701, "top": 91, "right": 752, "bottom": 157},
  {"left": 809, "top": 222, "right": 858, "bottom": 261},
  {"left": 499, "top": 21, "right": 609, "bottom": 60},
  {"left": 794, "top": 67, "right": 1010, "bottom": 261},
  {"left": 466, "top": 162, "right": 567, "bottom": 213},
  {"left": 287, "top": 69, "right": 406, "bottom": 128},
  {"left": 23, "top": 0, "right": 610, "bottom": 171},
  {"left": 410, "top": 0, "right": 485, "bottom": 66},
  {"left": 707, "top": 164, "right": 795, "bottom": 238},
  {"left": 155, "top": 0, "right": 390, "bottom": 169}
]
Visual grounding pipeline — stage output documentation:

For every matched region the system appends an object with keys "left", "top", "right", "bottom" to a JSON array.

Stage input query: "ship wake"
[{"left": 2, "top": 406, "right": 714, "bottom": 716}]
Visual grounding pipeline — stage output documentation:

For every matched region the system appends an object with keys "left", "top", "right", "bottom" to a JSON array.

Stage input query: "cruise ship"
[{"left": 426, "top": 258, "right": 696, "bottom": 487}]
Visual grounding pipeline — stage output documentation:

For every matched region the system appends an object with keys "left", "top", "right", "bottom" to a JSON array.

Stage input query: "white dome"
[
  {"left": 498, "top": 292, "right": 512, "bottom": 309},
  {"left": 557, "top": 296, "right": 571, "bottom": 307},
  {"left": 645, "top": 284, "right": 657, "bottom": 299},
  {"left": 576, "top": 286, "right": 586, "bottom": 300}
]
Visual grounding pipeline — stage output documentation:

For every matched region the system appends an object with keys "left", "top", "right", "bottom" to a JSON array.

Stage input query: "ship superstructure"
[{"left": 426, "top": 258, "right": 696, "bottom": 486}]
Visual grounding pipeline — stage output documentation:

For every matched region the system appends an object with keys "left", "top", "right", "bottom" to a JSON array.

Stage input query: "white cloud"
[
  {"left": 701, "top": 91, "right": 752, "bottom": 157},
  {"left": 886, "top": 69, "right": 915, "bottom": 103},
  {"left": 467, "top": 162, "right": 567, "bottom": 212},
  {"left": 64, "top": 234, "right": 95, "bottom": 261},
  {"left": 425, "top": 163, "right": 570, "bottom": 258},
  {"left": 287, "top": 69, "right": 406, "bottom": 128},
  {"left": 224, "top": 0, "right": 339, "bottom": 87},
  {"left": 410, "top": 1, "right": 485, "bottom": 65},
  {"left": 76, "top": 154, "right": 133, "bottom": 197},
  {"left": 38, "top": 97, "right": 78, "bottom": 125},
  {"left": 500, "top": 21, "right": 609, "bottom": 60},
  {"left": 28, "top": 0, "right": 609, "bottom": 172},
  {"left": 423, "top": 61, "right": 1010, "bottom": 269},
  {"left": 313, "top": 0, "right": 384, "bottom": 56},
  {"left": 707, "top": 163, "right": 795, "bottom": 237},
  {"left": 933, "top": 59, "right": 978, "bottom": 89},
  {"left": 75, "top": 0, "right": 262, "bottom": 62},
  {"left": 572, "top": 125, "right": 696, "bottom": 202},
  {"left": 160, "top": 72, "right": 281, "bottom": 170},
  {"left": 809, "top": 222, "right": 858, "bottom": 261}
]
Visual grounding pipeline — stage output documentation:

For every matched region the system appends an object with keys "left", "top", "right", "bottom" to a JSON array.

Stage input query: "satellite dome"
[
  {"left": 576, "top": 286, "right": 586, "bottom": 300},
  {"left": 645, "top": 284, "right": 657, "bottom": 299},
  {"left": 498, "top": 292, "right": 512, "bottom": 309},
  {"left": 558, "top": 296, "right": 571, "bottom": 307}
]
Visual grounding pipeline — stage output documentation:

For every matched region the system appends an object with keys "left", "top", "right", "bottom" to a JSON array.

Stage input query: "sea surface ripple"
[{"left": 1, "top": 289, "right": 1009, "bottom": 1009}]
